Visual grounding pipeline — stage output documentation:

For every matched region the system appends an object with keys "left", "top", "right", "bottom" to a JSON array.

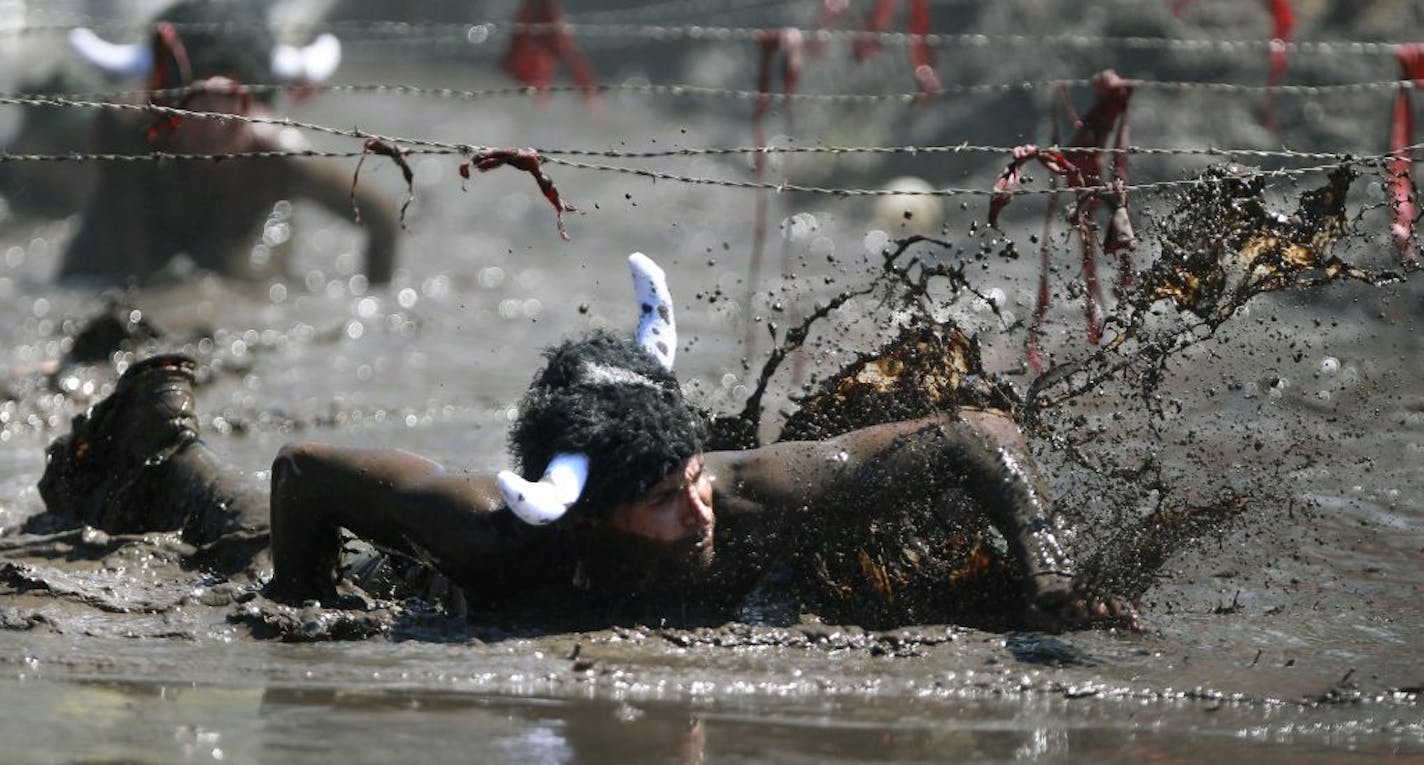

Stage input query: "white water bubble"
[
  {"left": 1318, "top": 356, "right": 1340, "bottom": 376},
  {"left": 397, "top": 288, "right": 418, "bottom": 309},
  {"left": 478, "top": 267, "right": 506, "bottom": 289},
  {"left": 782, "top": 212, "right": 818, "bottom": 241},
  {"left": 345, "top": 320, "right": 364, "bottom": 340},
  {"left": 268, "top": 283, "right": 287, "bottom": 303},
  {"left": 262, "top": 221, "right": 291, "bottom": 247},
  {"left": 356, "top": 296, "right": 380, "bottom": 319}
]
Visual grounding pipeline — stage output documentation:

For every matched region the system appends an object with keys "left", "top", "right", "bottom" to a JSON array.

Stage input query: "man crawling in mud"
[{"left": 30, "top": 254, "right": 1135, "bottom": 633}]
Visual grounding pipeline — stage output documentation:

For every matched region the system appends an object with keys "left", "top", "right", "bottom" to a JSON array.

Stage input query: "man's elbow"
[{"left": 271, "top": 441, "right": 322, "bottom": 496}]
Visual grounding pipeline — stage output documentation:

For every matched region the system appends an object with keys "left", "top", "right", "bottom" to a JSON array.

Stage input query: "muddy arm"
[
  {"left": 283, "top": 155, "right": 400, "bottom": 284},
  {"left": 708, "top": 412, "right": 1104, "bottom": 623},
  {"left": 267, "top": 442, "right": 511, "bottom": 602}
]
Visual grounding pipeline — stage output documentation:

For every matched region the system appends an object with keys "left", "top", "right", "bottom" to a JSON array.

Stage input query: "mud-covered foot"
[
  {"left": 35, "top": 354, "right": 201, "bottom": 534},
  {"left": 1025, "top": 576, "right": 1140, "bottom": 633}
]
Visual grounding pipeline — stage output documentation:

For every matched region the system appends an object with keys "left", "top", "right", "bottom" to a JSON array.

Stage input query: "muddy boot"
[{"left": 34, "top": 354, "right": 241, "bottom": 541}]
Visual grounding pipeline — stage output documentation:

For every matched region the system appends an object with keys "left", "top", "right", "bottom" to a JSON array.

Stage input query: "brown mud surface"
[{"left": 2, "top": 1, "right": 1423, "bottom": 762}]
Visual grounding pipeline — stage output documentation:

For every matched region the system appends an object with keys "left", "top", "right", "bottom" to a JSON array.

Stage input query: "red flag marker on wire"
[
  {"left": 460, "top": 148, "right": 577, "bottom": 241},
  {"left": 991, "top": 72, "right": 1136, "bottom": 370},
  {"left": 503, "top": 0, "right": 601, "bottom": 108},
  {"left": 1390, "top": 43, "right": 1424, "bottom": 263}
]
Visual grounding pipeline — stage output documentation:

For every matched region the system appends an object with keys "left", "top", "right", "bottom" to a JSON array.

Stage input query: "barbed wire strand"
[
  {"left": 537, "top": 157, "right": 1373, "bottom": 197},
  {"left": 568, "top": 0, "right": 783, "bottom": 23},
  {"left": 0, "top": 20, "right": 1416, "bottom": 58},
  {"left": 2, "top": 92, "right": 1411, "bottom": 164},
  {"left": 13, "top": 76, "right": 1424, "bottom": 110},
  {"left": 0, "top": 140, "right": 1393, "bottom": 200}
]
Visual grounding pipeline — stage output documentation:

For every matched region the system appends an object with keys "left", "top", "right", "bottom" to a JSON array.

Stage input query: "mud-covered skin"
[
  {"left": 28, "top": 331, "right": 1131, "bottom": 633},
  {"left": 30, "top": 354, "right": 265, "bottom": 554},
  {"left": 267, "top": 441, "right": 576, "bottom": 608},
  {"left": 57, "top": 2, "right": 398, "bottom": 285},
  {"left": 259, "top": 401, "right": 1135, "bottom": 632},
  {"left": 701, "top": 412, "right": 1137, "bottom": 632},
  {"left": 760, "top": 321, "right": 1134, "bottom": 631},
  {"left": 61, "top": 103, "right": 398, "bottom": 284}
]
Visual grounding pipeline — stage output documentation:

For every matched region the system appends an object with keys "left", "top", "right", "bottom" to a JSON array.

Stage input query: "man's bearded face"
[
  {"left": 589, "top": 453, "right": 717, "bottom": 589},
  {"left": 611, "top": 455, "right": 713, "bottom": 538}
]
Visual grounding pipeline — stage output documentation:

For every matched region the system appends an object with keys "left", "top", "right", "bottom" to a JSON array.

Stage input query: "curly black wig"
[
  {"left": 509, "top": 331, "right": 707, "bottom": 519},
  {"left": 154, "top": 1, "right": 278, "bottom": 95}
]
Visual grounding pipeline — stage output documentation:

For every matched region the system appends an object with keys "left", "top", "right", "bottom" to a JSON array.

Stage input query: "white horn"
[
  {"left": 70, "top": 27, "right": 153, "bottom": 77},
  {"left": 629, "top": 252, "right": 676, "bottom": 371},
  {"left": 272, "top": 33, "right": 342, "bottom": 83},
  {"left": 497, "top": 452, "right": 589, "bottom": 526}
]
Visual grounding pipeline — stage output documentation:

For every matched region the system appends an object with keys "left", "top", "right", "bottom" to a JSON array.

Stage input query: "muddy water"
[{"left": 2, "top": 3, "right": 1424, "bottom": 762}]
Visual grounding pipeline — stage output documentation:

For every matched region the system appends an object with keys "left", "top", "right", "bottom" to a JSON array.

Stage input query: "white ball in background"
[{"left": 871, "top": 176, "right": 944, "bottom": 236}]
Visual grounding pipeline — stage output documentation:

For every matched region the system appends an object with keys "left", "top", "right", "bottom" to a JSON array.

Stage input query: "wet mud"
[
  {"left": 3, "top": 1, "right": 1424, "bottom": 761},
  {"left": 2, "top": 158, "right": 1422, "bottom": 760}
]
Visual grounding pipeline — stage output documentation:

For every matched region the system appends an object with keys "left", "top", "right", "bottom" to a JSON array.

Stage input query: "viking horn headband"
[
  {"left": 69, "top": 28, "right": 153, "bottom": 78},
  {"left": 499, "top": 253, "right": 678, "bottom": 526},
  {"left": 70, "top": 28, "right": 342, "bottom": 84},
  {"left": 270, "top": 33, "right": 342, "bottom": 84}
]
